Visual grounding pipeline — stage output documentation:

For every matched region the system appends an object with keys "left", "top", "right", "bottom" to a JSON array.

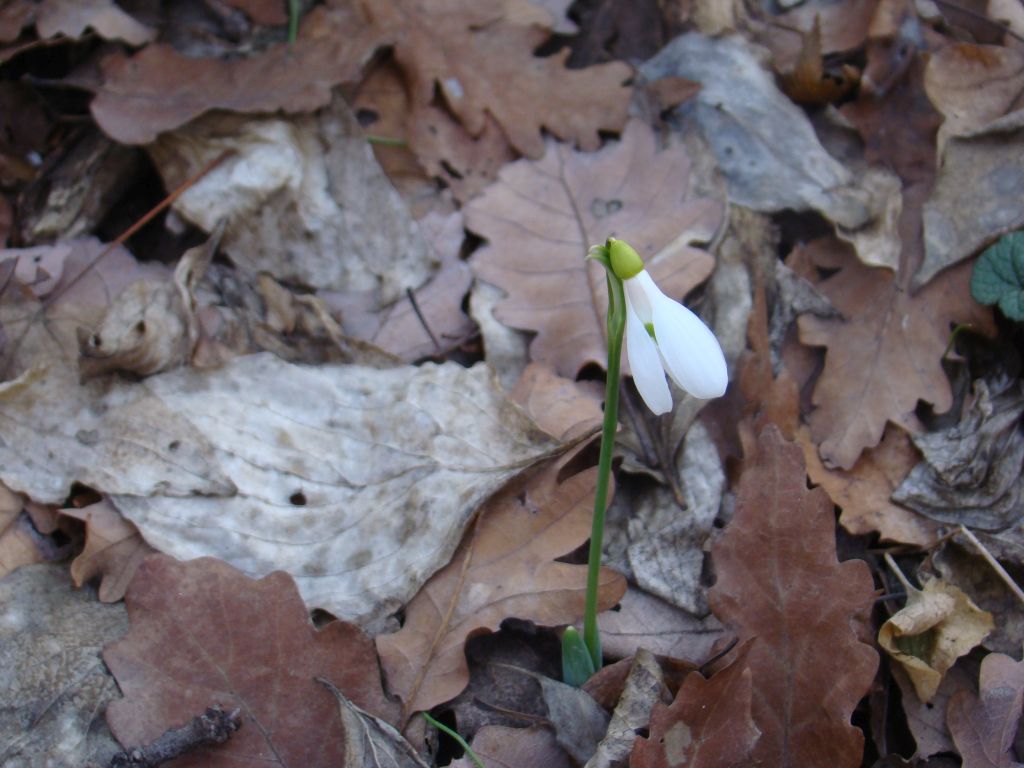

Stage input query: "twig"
[
  {"left": 109, "top": 706, "right": 242, "bottom": 767},
  {"left": 43, "top": 150, "right": 232, "bottom": 311},
  {"left": 406, "top": 287, "right": 441, "bottom": 352},
  {"left": 958, "top": 524, "right": 1024, "bottom": 607}
]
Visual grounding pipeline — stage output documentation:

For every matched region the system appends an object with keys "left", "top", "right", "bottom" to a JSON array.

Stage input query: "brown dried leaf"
[
  {"left": 365, "top": 0, "right": 633, "bottom": 158},
  {"left": 796, "top": 237, "right": 992, "bottom": 470},
  {"left": 511, "top": 363, "right": 603, "bottom": 442},
  {"left": 879, "top": 576, "right": 994, "bottom": 703},
  {"left": 780, "top": 17, "right": 859, "bottom": 105},
  {"left": 0, "top": 513, "right": 47, "bottom": 579},
  {"left": 630, "top": 643, "right": 759, "bottom": 768},
  {"left": 376, "top": 458, "right": 626, "bottom": 722},
  {"left": 799, "top": 424, "right": 942, "bottom": 547},
  {"left": 104, "top": 554, "right": 399, "bottom": 767},
  {"left": 708, "top": 426, "right": 879, "bottom": 767},
  {"left": 60, "top": 498, "right": 154, "bottom": 603},
  {"left": 35, "top": 0, "right": 154, "bottom": 45},
  {"left": 468, "top": 118, "right": 721, "bottom": 379},
  {"left": 947, "top": 651, "right": 1024, "bottom": 768},
  {"left": 925, "top": 43, "right": 1024, "bottom": 148},
  {"left": 0, "top": 238, "right": 166, "bottom": 379},
  {"left": 90, "top": 5, "right": 382, "bottom": 144}
]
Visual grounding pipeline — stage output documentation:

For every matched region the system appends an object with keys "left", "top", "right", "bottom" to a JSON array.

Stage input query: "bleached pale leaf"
[{"left": 5, "top": 353, "right": 559, "bottom": 626}]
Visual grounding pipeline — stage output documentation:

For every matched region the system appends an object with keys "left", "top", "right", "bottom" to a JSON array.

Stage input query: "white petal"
[
  {"left": 624, "top": 270, "right": 657, "bottom": 325},
  {"left": 624, "top": 297, "right": 672, "bottom": 414},
  {"left": 650, "top": 292, "right": 728, "bottom": 399}
]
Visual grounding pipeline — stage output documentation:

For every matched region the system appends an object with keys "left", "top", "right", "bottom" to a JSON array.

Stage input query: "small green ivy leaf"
[{"left": 971, "top": 232, "right": 1024, "bottom": 321}]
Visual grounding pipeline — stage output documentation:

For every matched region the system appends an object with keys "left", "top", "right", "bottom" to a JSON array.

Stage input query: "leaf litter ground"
[{"left": 1, "top": 1, "right": 1024, "bottom": 767}]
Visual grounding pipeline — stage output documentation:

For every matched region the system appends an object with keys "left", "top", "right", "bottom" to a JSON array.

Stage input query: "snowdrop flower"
[{"left": 609, "top": 238, "right": 727, "bottom": 414}]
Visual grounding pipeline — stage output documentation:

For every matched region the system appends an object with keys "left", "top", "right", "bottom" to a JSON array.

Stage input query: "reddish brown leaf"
[
  {"left": 468, "top": 118, "right": 721, "bottom": 379},
  {"left": 630, "top": 642, "right": 759, "bottom": 768},
  {"left": 90, "top": 5, "right": 382, "bottom": 144},
  {"left": 796, "top": 237, "right": 992, "bottom": 470},
  {"left": 60, "top": 498, "right": 154, "bottom": 603},
  {"left": 708, "top": 426, "right": 878, "bottom": 767},
  {"left": 376, "top": 458, "right": 626, "bottom": 723},
  {"left": 363, "top": 0, "right": 633, "bottom": 158},
  {"left": 104, "top": 555, "right": 399, "bottom": 767},
  {"left": 948, "top": 652, "right": 1024, "bottom": 768}
]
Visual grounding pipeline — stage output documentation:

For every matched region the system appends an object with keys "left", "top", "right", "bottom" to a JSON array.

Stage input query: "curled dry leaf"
[
  {"left": 150, "top": 96, "right": 432, "bottom": 303},
  {"left": 947, "top": 651, "right": 1024, "bottom": 768},
  {"left": 376, "top": 458, "right": 626, "bottom": 722},
  {"left": 468, "top": 118, "right": 722, "bottom": 379},
  {"left": 708, "top": 426, "right": 878, "bottom": 767},
  {"left": 104, "top": 555, "right": 400, "bottom": 767},
  {"left": 90, "top": 4, "right": 382, "bottom": 144},
  {"left": 630, "top": 642, "right": 759, "bottom": 768},
  {"left": 879, "top": 575, "right": 994, "bottom": 703},
  {"left": 796, "top": 237, "right": 992, "bottom": 470},
  {"left": 892, "top": 378, "right": 1024, "bottom": 532},
  {"left": 0, "top": 238, "right": 166, "bottom": 379},
  {"left": 60, "top": 498, "right": 154, "bottom": 603},
  {"left": 586, "top": 648, "right": 668, "bottom": 768}
]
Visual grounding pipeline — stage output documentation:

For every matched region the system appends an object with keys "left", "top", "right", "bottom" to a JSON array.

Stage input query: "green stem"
[
  {"left": 422, "top": 713, "right": 485, "bottom": 768},
  {"left": 582, "top": 273, "right": 626, "bottom": 672},
  {"left": 288, "top": 0, "right": 300, "bottom": 45}
]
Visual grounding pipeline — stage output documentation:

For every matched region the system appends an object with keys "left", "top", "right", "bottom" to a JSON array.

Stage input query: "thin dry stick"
[
  {"left": 43, "top": 150, "right": 233, "bottom": 311},
  {"left": 405, "top": 287, "right": 441, "bottom": 352},
  {"left": 958, "top": 524, "right": 1024, "bottom": 607}
]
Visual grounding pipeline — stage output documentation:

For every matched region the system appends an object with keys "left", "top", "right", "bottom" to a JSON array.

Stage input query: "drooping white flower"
[{"left": 610, "top": 239, "right": 727, "bottom": 415}]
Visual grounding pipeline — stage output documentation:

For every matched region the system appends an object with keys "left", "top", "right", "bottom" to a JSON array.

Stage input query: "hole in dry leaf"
[
  {"left": 134, "top": 320, "right": 146, "bottom": 335},
  {"left": 636, "top": 727, "right": 650, "bottom": 739},
  {"left": 289, "top": 491, "right": 307, "bottom": 506},
  {"left": 440, "top": 159, "right": 463, "bottom": 180},
  {"left": 167, "top": 440, "right": 180, "bottom": 452},
  {"left": 355, "top": 108, "right": 379, "bottom": 126}
]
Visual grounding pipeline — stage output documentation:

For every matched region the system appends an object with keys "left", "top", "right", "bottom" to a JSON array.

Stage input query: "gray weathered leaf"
[
  {"left": 625, "top": 422, "right": 724, "bottom": 615},
  {"left": 22, "top": 353, "right": 557, "bottom": 627},
  {"left": 0, "top": 564, "right": 127, "bottom": 767},
  {"left": 640, "top": 33, "right": 873, "bottom": 229},
  {"left": 892, "top": 378, "right": 1024, "bottom": 532}
]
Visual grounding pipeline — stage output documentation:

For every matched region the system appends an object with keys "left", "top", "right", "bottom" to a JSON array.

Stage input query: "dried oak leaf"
[
  {"left": 105, "top": 554, "right": 400, "bottom": 767},
  {"left": 796, "top": 236, "right": 992, "bottom": 470},
  {"left": 630, "top": 642, "right": 759, "bottom": 768},
  {"left": 34, "top": 0, "right": 155, "bottom": 46},
  {"left": 451, "top": 724, "right": 572, "bottom": 768},
  {"left": 947, "top": 651, "right": 1024, "bottom": 768},
  {"left": 468, "top": 118, "right": 722, "bottom": 379},
  {"left": 60, "top": 498, "right": 154, "bottom": 603},
  {"left": 799, "top": 424, "right": 942, "bottom": 547},
  {"left": 708, "top": 426, "right": 878, "bottom": 767},
  {"left": 879, "top": 576, "right": 994, "bottom": 703},
  {"left": 376, "top": 457, "right": 626, "bottom": 722},
  {"left": 360, "top": 0, "right": 632, "bottom": 158},
  {"left": 89, "top": 4, "right": 382, "bottom": 144}
]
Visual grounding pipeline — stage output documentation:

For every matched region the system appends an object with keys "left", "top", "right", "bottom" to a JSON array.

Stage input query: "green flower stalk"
[{"left": 563, "top": 237, "right": 727, "bottom": 686}]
